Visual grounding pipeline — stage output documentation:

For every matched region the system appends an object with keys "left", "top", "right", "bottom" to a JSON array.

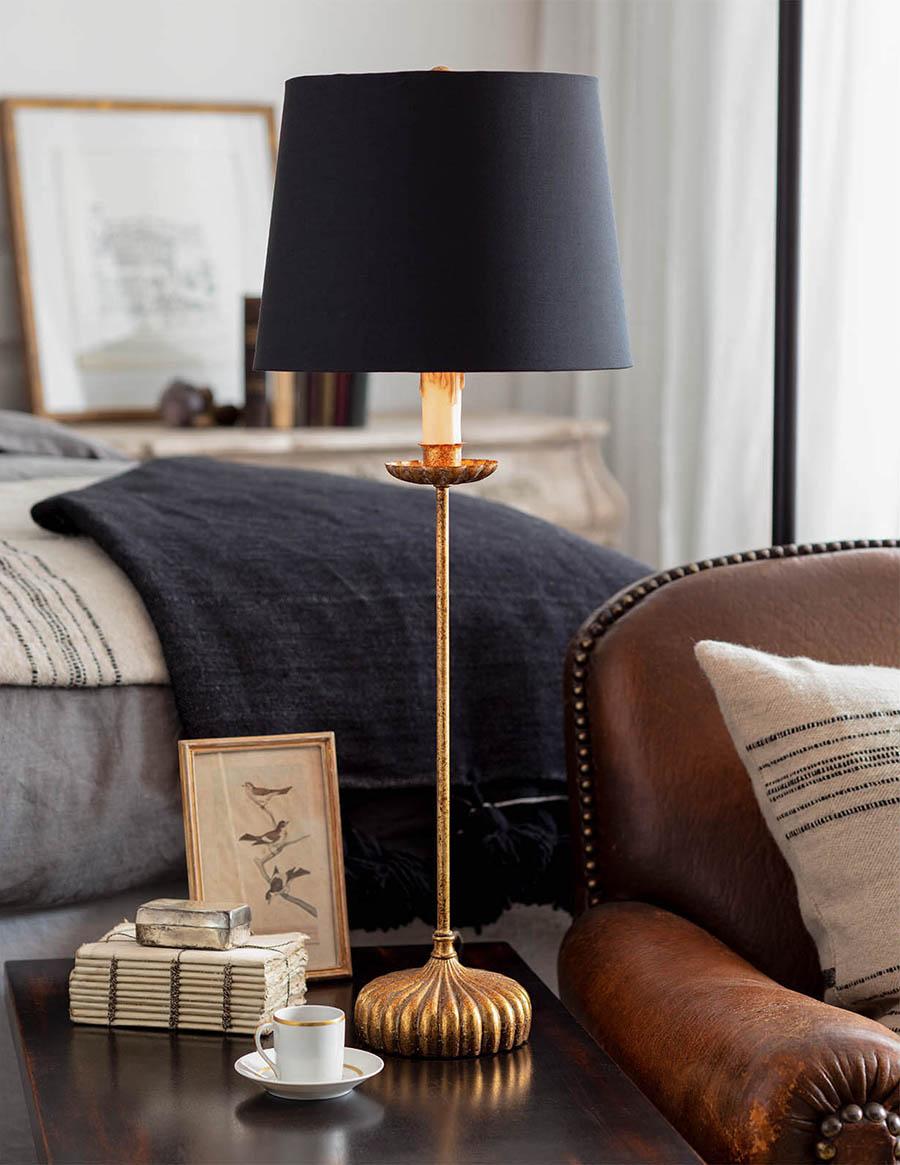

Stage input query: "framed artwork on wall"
[
  {"left": 179, "top": 731, "right": 352, "bottom": 981},
  {"left": 1, "top": 97, "right": 276, "bottom": 420}
]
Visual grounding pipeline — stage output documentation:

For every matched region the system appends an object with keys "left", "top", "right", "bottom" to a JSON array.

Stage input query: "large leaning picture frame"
[
  {"left": 179, "top": 731, "right": 352, "bottom": 981},
  {"left": 1, "top": 98, "right": 276, "bottom": 420}
]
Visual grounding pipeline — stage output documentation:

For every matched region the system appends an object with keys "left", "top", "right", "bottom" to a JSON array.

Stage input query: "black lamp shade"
[{"left": 255, "top": 71, "right": 631, "bottom": 373}]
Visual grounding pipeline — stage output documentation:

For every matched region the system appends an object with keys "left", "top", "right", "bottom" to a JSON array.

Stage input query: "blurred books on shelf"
[
  {"left": 293, "top": 371, "right": 369, "bottom": 427},
  {"left": 244, "top": 297, "right": 368, "bottom": 429},
  {"left": 243, "top": 297, "right": 269, "bottom": 427}
]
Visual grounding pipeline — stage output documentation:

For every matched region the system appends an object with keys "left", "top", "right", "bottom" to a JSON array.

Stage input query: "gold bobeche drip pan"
[{"left": 385, "top": 459, "right": 498, "bottom": 488}]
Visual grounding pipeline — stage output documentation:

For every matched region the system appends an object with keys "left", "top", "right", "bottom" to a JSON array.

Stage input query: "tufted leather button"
[{"left": 819, "top": 1115, "right": 842, "bottom": 1138}]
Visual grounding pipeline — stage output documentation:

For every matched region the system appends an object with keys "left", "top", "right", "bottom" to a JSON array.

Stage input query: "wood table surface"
[{"left": 6, "top": 942, "right": 700, "bottom": 1165}]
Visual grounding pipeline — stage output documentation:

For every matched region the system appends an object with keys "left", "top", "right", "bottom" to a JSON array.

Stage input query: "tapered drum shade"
[{"left": 255, "top": 70, "right": 631, "bottom": 373}]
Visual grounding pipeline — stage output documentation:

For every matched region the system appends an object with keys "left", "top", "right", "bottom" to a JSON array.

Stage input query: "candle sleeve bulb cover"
[{"left": 420, "top": 372, "right": 463, "bottom": 446}]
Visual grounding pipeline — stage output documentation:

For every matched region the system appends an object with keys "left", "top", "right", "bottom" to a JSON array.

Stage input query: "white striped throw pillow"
[{"left": 696, "top": 640, "right": 900, "bottom": 1034}]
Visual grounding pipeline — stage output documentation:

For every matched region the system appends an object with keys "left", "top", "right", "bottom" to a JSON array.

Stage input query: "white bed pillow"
[{"left": 695, "top": 640, "right": 900, "bottom": 1033}]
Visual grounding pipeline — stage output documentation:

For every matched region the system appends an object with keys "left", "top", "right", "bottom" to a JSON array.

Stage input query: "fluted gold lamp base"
[{"left": 354, "top": 934, "right": 532, "bottom": 1058}]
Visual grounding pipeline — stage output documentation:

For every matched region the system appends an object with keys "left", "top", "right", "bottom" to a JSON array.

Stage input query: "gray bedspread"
[{"left": 0, "top": 685, "right": 184, "bottom": 906}]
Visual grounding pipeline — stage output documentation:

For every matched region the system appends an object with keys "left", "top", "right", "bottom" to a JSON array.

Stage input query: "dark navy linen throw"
[{"left": 33, "top": 457, "right": 648, "bottom": 925}]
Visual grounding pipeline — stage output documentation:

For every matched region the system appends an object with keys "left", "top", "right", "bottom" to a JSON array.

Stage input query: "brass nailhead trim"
[
  {"left": 816, "top": 1103, "right": 900, "bottom": 1161},
  {"left": 568, "top": 540, "right": 900, "bottom": 904}
]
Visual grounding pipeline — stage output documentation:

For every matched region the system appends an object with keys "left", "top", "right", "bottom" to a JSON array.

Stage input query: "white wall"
[{"left": 0, "top": 0, "right": 541, "bottom": 413}]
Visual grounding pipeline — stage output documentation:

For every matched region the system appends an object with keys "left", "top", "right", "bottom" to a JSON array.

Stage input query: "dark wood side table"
[{"left": 6, "top": 942, "right": 700, "bottom": 1164}]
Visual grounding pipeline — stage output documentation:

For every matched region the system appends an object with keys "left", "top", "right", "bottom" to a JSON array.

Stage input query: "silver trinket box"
[{"left": 135, "top": 899, "right": 252, "bottom": 950}]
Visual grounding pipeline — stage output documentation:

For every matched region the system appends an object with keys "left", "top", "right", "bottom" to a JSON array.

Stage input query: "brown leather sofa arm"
[{"left": 559, "top": 902, "right": 900, "bottom": 1165}]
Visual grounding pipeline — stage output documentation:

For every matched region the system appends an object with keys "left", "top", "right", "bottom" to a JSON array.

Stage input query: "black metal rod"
[{"left": 773, "top": 0, "right": 803, "bottom": 545}]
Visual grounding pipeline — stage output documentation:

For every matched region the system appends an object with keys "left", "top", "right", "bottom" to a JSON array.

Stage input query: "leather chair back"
[{"left": 565, "top": 542, "right": 900, "bottom": 995}]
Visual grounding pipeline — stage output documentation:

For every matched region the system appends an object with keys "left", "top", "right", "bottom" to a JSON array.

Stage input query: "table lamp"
[{"left": 255, "top": 69, "right": 630, "bottom": 1058}]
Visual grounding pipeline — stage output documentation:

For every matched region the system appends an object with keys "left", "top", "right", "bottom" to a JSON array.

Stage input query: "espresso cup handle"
[{"left": 254, "top": 1020, "right": 277, "bottom": 1078}]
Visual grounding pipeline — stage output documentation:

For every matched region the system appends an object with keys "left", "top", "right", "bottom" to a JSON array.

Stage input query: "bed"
[{"left": 0, "top": 410, "right": 649, "bottom": 926}]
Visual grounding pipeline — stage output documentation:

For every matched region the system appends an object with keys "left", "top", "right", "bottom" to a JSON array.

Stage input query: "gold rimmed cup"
[{"left": 255, "top": 1004, "right": 345, "bottom": 1082}]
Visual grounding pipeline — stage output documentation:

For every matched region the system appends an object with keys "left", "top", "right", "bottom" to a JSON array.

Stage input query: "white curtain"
[
  {"left": 798, "top": 0, "right": 900, "bottom": 543},
  {"left": 535, "top": 0, "right": 900, "bottom": 567},
  {"left": 532, "top": 0, "right": 779, "bottom": 567}
]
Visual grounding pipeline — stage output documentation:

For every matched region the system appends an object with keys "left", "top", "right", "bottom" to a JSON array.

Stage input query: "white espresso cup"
[{"left": 255, "top": 1004, "right": 345, "bottom": 1082}]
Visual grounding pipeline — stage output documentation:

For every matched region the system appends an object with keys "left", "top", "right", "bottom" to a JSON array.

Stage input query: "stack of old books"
[{"left": 69, "top": 922, "right": 308, "bottom": 1033}]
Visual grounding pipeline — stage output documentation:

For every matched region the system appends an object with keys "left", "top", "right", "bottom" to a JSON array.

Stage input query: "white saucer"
[{"left": 234, "top": 1047, "right": 384, "bottom": 1101}]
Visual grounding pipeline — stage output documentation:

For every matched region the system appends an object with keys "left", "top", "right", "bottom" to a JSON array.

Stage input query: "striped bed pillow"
[{"left": 695, "top": 640, "right": 900, "bottom": 1033}]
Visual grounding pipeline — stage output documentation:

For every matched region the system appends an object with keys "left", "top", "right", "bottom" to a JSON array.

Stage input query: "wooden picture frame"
[
  {"left": 179, "top": 731, "right": 351, "bottom": 981},
  {"left": 1, "top": 97, "right": 277, "bottom": 421}
]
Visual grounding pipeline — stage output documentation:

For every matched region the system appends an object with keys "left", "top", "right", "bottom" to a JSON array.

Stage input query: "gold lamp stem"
[{"left": 434, "top": 485, "right": 454, "bottom": 955}]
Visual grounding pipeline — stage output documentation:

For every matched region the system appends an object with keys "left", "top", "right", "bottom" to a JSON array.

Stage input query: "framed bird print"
[{"left": 179, "top": 731, "right": 351, "bottom": 979}]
